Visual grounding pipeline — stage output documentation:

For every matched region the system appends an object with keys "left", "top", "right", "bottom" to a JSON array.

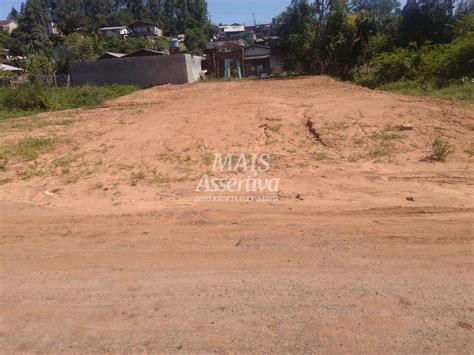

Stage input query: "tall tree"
[
  {"left": 8, "top": 0, "right": 51, "bottom": 55},
  {"left": 273, "top": 0, "right": 317, "bottom": 73},
  {"left": 400, "top": 0, "right": 455, "bottom": 45},
  {"left": 8, "top": 7, "right": 20, "bottom": 21}
]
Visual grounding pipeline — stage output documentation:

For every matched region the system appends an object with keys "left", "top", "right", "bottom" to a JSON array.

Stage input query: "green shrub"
[
  {"left": 0, "top": 84, "right": 138, "bottom": 120},
  {"left": 430, "top": 135, "right": 454, "bottom": 161},
  {"left": 1, "top": 84, "right": 48, "bottom": 110},
  {"left": 381, "top": 79, "right": 473, "bottom": 103},
  {"left": 356, "top": 14, "right": 474, "bottom": 92}
]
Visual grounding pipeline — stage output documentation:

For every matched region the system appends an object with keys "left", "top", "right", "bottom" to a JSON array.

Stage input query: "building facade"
[{"left": 0, "top": 20, "right": 17, "bottom": 34}]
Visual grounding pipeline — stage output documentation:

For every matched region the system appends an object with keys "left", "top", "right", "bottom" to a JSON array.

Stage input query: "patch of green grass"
[
  {"left": 132, "top": 170, "right": 146, "bottom": 180},
  {"left": 371, "top": 130, "right": 402, "bottom": 142},
  {"left": 49, "top": 154, "right": 80, "bottom": 174},
  {"left": 368, "top": 141, "right": 393, "bottom": 159},
  {"left": 347, "top": 155, "right": 361, "bottom": 162},
  {"left": 311, "top": 152, "right": 329, "bottom": 161},
  {"left": 0, "top": 84, "right": 138, "bottom": 121},
  {"left": 19, "top": 165, "right": 42, "bottom": 180},
  {"left": 0, "top": 110, "right": 42, "bottom": 121},
  {"left": 179, "top": 155, "right": 193, "bottom": 164},
  {"left": 201, "top": 153, "right": 214, "bottom": 166},
  {"left": 149, "top": 174, "right": 170, "bottom": 185},
  {"left": 321, "top": 121, "right": 349, "bottom": 132},
  {"left": 91, "top": 182, "right": 104, "bottom": 190},
  {"left": 381, "top": 81, "right": 473, "bottom": 104},
  {"left": 464, "top": 144, "right": 474, "bottom": 157},
  {"left": 16, "top": 136, "right": 55, "bottom": 161},
  {"left": 0, "top": 136, "right": 56, "bottom": 163},
  {"left": 3, "top": 118, "right": 74, "bottom": 131},
  {"left": 268, "top": 124, "right": 283, "bottom": 133},
  {"left": 64, "top": 169, "right": 92, "bottom": 184},
  {"left": 429, "top": 135, "right": 454, "bottom": 161}
]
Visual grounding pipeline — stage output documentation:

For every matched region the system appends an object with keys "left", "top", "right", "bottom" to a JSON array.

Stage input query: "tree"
[
  {"left": 400, "top": 0, "right": 455, "bottom": 45},
  {"left": 7, "top": 0, "right": 51, "bottom": 56},
  {"left": 320, "top": 0, "right": 358, "bottom": 78},
  {"left": 8, "top": 7, "right": 20, "bottom": 21},
  {"left": 240, "top": 32, "right": 255, "bottom": 46},
  {"left": 55, "top": 0, "right": 88, "bottom": 34},
  {"left": 456, "top": 0, "right": 474, "bottom": 14},
  {"left": 56, "top": 33, "right": 97, "bottom": 73},
  {"left": 272, "top": 0, "right": 317, "bottom": 73},
  {"left": 0, "top": 31, "right": 9, "bottom": 49},
  {"left": 184, "top": 27, "right": 207, "bottom": 55},
  {"left": 350, "top": 0, "right": 401, "bottom": 15}
]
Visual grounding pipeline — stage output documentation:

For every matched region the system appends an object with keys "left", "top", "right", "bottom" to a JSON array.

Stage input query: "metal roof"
[
  {"left": 0, "top": 19, "right": 16, "bottom": 26},
  {"left": 219, "top": 25, "right": 245, "bottom": 33},
  {"left": 0, "top": 63, "right": 24, "bottom": 72},
  {"left": 99, "top": 26, "right": 129, "bottom": 31}
]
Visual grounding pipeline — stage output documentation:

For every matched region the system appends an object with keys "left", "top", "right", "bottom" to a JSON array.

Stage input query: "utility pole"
[{"left": 253, "top": 13, "right": 256, "bottom": 26}]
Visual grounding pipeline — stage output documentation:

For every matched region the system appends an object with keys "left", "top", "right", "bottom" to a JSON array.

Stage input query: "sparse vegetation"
[
  {"left": 150, "top": 175, "right": 171, "bottom": 186},
  {"left": 429, "top": 135, "right": 454, "bottom": 161},
  {"left": 19, "top": 164, "right": 43, "bottom": 180},
  {"left": 380, "top": 81, "right": 474, "bottom": 104},
  {"left": 0, "top": 136, "right": 56, "bottom": 163},
  {"left": 465, "top": 143, "right": 474, "bottom": 157},
  {"left": 312, "top": 152, "right": 330, "bottom": 161},
  {"left": 368, "top": 141, "right": 393, "bottom": 159},
  {"left": 0, "top": 85, "right": 138, "bottom": 121},
  {"left": 91, "top": 182, "right": 104, "bottom": 190},
  {"left": 201, "top": 153, "right": 214, "bottom": 166},
  {"left": 269, "top": 124, "right": 283, "bottom": 133}
]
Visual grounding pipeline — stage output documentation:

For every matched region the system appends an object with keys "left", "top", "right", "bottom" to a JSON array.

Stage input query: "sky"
[{"left": 0, "top": 0, "right": 292, "bottom": 24}]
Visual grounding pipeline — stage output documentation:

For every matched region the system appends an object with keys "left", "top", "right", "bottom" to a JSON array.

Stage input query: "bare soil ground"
[{"left": 1, "top": 77, "right": 473, "bottom": 352}]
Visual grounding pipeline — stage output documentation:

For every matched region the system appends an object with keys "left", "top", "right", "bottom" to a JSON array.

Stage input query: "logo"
[{"left": 194, "top": 154, "right": 280, "bottom": 202}]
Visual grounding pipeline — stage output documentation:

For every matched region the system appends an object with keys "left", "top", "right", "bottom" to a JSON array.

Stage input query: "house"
[
  {"left": 244, "top": 45, "right": 272, "bottom": 76},
  {"left": 244, "top": 45, "right": 282, "bottom": 77},
  {"left": 218, "top": 24, "right": 246, "bottom": 40},
  {"left": 0, "top": 20, "right": 17, "bottom": 34},
  {"left": 123, "top": 49, "right": 168, "bottom": 58},
  {"left": 97, "top": 49, "right": 168, "bottom": 61},
  {"left": 0, "top": 48, "right": 23, "bottom": 64},
  {"left": 97, "top": 52, "right": 126, "bottom": 60},
  {"left": 98, "top": 26, "right": 131, "bottom": 38},
  {"left": 129, "top": 21, "right": 163, "bottom": 38},
  {"left": 246, "top": 23, "right": 273, "bottom": 37},
  {"left": 0, "top": 63, "right": 24, "bottom": 73},
  {"left": 204, "top": 42, "right": 282, "bottom": 78},
  {"left": 204, "top": 40, "right": 245, "bottom": 78},
  {"left": 47, "top": 22, "right": 62, "bottom": 39}
]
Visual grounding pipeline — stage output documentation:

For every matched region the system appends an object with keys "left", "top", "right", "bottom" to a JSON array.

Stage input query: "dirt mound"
[{"left": 0, "top": 76, "right": 472, "bottom": 212}]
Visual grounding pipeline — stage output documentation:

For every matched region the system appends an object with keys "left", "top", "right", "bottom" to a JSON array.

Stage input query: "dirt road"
[{"left": 1, "top": 77, "right": 473, "bottom": 352}]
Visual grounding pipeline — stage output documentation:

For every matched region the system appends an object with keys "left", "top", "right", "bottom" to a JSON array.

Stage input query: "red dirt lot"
[{"left": 0, "top": 77, "right": 473, "bottom": 352}]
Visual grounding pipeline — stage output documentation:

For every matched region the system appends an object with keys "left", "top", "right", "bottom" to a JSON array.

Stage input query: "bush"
[
  {"left": 49, "top": 85, "right": 137, "bottom": 110},
  {"left": 380, "top": 79, "right": 473, "bottom": 103},
  {"left": 430, "top": 135, "right": 454, "bottom": 161},
  {"left": 356, "top": 13, "right": 474, "bottom": 91},
  {"left": 1, "top": 84, "right": 48, "bottom": 110},
  {"left": 0, "top": 84, "right": 138, "bottom": 118}
]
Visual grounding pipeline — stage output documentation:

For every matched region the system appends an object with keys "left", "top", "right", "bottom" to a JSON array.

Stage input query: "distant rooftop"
[
  {"left": 0, "top": 19, "right": 16, "bottom": 26},
  {"left": 99, "top": 26, "right": 129, "bottom": 31},
  {"left": 218, "top": 25, "right": 245, "bottom": 33}
]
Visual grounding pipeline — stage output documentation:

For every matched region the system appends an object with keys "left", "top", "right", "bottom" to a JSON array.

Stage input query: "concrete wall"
[
  {"left": 71, "top": 54, "right": 202, "bottom": 88},
  {"left": 185, "top": 55, "right": 203, "bottom": 83}
]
